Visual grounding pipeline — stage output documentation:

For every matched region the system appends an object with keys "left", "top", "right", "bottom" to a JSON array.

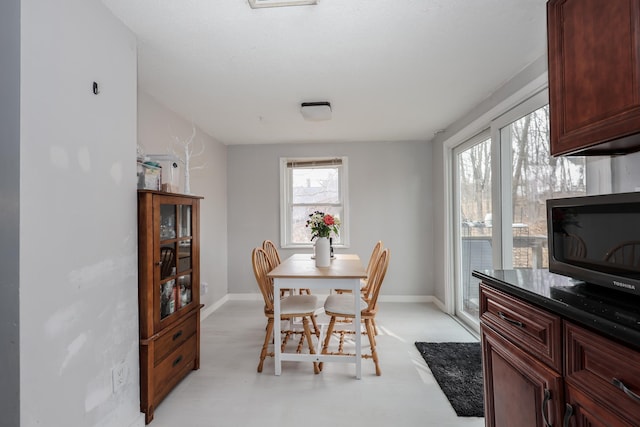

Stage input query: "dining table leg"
[
  {"left": 273, "top": 278, "right": 282, "bottom": 376},
  {"left": 353, "top": 277, "right": 361, "bottom": 380}
]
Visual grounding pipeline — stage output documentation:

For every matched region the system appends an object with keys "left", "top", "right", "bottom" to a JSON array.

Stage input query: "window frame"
[{"left": 279, "top": 156, "right": 349, "bottom": 249}]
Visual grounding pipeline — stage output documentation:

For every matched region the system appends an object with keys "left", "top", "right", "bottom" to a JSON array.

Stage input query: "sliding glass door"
[
  {"left": 496, "top": 102, "right": 586, "bottom": 271},
  {"left": 451, "top": 90, "right": 586, "bottom": 331},
  {"left": 454, "top": 133, "right": 492, "bottom": 326}
]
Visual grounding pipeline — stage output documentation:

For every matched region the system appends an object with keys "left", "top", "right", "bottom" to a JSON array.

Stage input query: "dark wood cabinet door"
[
  {"left": 547, "top": 0, "right": 640, "bottom": 156},
  {"left": 565, "top": 384, "right": 637, "bottom": 427},
  {"left": 482, "top": 325, "right": 564, "bottom": 427}
]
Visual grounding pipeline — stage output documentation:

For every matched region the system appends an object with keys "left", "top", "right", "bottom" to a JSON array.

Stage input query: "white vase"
[{"left": 315, "top": 237, "right": 331, "bottom": 267}]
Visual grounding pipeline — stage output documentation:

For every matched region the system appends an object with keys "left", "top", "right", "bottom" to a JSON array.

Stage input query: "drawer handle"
[
  {"left": 497, "top": 311, "right": 524, "bottom": 328},
  {"left": 563, "top": 403, "right": 573, "bottom": 427},
  {"left": 541, "top": 388, "right": 552, "bottom": 427},
  {"left": 172, "top": 355, "right": 183, "bottom": 367},
  {"left": 612, "top": 378, "right": 640, "bottom": 402},
  {"left": 173, "top": 330, "right": 183, "bottom": 341}
]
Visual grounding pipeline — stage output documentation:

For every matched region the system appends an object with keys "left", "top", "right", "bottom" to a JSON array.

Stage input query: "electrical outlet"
[
  {"left": 200, "top": 282, "right": 209, "bottom": 295},
  {"left": 112, "top": 363, "right": 128, "bottom": 393}
]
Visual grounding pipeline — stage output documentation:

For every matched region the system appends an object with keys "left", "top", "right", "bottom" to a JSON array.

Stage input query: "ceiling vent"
[
  {"left": 249, "top": 0, "right": 318, "bottom": 8},
  {"left": 300, "top": 102, "right": 332, "bottom": 121}
]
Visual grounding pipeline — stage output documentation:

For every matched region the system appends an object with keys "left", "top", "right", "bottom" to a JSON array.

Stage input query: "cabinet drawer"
[
  {"left": 480, "top": 284, "right": 562, "bottom": 371},
  {"left": 154, "top": 334, "right": 197, "bottom": 404},
  {"left": 154, "top": 313, "right": 197, "bottom": 365},
  {"left": 565, "top": 322, "right": 640, "bottom": 422}
]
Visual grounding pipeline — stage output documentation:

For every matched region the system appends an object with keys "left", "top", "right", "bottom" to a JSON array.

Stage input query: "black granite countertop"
[{"left": 472, "top": 269, "right": 640, "bottom": 351}]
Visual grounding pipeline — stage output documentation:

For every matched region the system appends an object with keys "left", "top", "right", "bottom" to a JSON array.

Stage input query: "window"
[{"left": 280, "top": 157, "right": 349, "bottom": 248}]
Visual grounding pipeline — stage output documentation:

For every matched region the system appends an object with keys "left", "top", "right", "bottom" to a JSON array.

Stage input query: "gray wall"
[
  {"left": 138, "top": 91, "right": 229, "bottom": 310},
  {"left": 228, "top": 140, "right": 434, "bottom": 297},
  {"left": 20, "top": 1, "right": 142, "bottom": 426},
  {"left": 0, "top": 0, "right": 21, "bottom": 425}
]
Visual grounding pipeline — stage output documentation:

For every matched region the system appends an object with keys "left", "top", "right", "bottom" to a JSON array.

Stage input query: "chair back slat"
[
  {"left": 364, "top": 248, "right": 390, "bottom": 313},
  {"left": 262, "top": 240, "right": 282, "bottom": 271},
  {"left": 565, "top": 234, "right": 587, "bottom": 259},
  {"left": 361, "top": 241, "right": 383, "bottom": 295},
  {"left": 365, "top": 241, "right": 383, "bottom": 277},
  {"left": 605, "top": 241, "right": 640, "bottom": 267},
  {"left": 252, "top": 247, "right": 275, "bottom": 311}
]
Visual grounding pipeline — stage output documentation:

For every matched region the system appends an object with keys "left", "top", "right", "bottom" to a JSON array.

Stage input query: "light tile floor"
[{"left": 149, "top": 301, "right": 485, "bottom": 427}]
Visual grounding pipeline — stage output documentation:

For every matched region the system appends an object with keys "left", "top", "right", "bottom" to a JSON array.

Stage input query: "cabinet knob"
[{"left": 172, "top": 355, "right": 183, "bottom": 367}]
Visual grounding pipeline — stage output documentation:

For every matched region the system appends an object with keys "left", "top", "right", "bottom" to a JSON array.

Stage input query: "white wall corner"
[{"left": 200, "top": 294, "right": 230, "bottom": 320}]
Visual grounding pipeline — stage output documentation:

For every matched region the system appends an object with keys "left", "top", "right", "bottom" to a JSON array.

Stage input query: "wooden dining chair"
[
  {"left": 262, "top": 239, "right": 281, "bottom": 270},
  {"left": 335, "top": 241, "right": 383, "bottom": 333},
  {"left": 252, "top": 247, "right": 320, "bottom": 374},
  {"left": 336, "top": 240, "right": 383, "bottom": 295},
  {"left": 262, "top": 239, "right": 311, "bottom": 296},
  {"left": 321, "top": 248, "right": 390, "bottom": 376},
  {"left": 361, "top": 240, "right": 384, "bottom": 295}
]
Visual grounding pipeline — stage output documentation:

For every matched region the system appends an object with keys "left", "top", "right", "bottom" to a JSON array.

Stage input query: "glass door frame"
[
  {"left": 452, "top": 130, "right": 493, "bottom": 332},
  {"left": 491, "top": 89, "right": 550, "bottom": 270},
  {"left": 442, "top": 73, "right": 550, "bottom": 324},
  {"left": 448, "top": 88, "right": 550, "bottom": 332}
]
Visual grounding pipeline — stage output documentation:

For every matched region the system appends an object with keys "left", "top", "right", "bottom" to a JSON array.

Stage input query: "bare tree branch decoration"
[{"left": 169, "top": 122, "right": 206, "bottom": 194}]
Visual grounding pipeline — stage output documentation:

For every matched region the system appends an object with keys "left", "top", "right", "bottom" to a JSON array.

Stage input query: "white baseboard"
[
  {"left": 200, "top": 294, "right": 229, "bottom": 320},
  {"left": 377, "top": 295, "right": 438, "bottom": 303},
  {"left": 201, "top": 293, "right": 446, "bottom": 319},
  {"left": 227, "top": 293, "right": 264, "bottom": 301},
  {"left": 429, "top": 296, "right": 447, "bottom": 312}
]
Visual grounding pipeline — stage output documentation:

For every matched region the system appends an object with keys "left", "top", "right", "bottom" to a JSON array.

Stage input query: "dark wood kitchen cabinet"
[
  {"left": 547, "top": 0, "right": 640, "bottom": 156},
  {"left": 480, "top": 284, "right": 563, "bottom": 427},
  {"left": 564, "top": 322, "right": 640, "bottom": 426},
  {"left": 138, "top": 190, "right": 203, "bottom": 424},
  {"left": 480, "top": 283, "right": 640, "bottom": 426}
]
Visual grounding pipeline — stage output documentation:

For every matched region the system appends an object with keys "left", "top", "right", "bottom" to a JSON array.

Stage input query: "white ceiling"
[{"left": 102, "top": 0, "right": 548, "bottom": 145}]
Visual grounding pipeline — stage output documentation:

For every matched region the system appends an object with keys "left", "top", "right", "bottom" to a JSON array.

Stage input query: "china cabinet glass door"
[{"left": 159, "top": 203, "right": 194, "bottom": 321}]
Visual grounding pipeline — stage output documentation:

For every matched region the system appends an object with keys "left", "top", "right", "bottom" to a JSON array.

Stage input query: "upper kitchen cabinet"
[{"left": 547, "top": 0, "right": 640, "bottom": 156}]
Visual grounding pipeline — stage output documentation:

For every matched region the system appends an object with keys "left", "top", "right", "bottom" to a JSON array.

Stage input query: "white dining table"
[{"left": 267, "top": 253, "right": 367, "bottom": 379}]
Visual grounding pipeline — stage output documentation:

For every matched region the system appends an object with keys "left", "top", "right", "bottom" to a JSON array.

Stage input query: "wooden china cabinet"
[{"left": 137, "top": 190, "right": 203, "bottom": 424}]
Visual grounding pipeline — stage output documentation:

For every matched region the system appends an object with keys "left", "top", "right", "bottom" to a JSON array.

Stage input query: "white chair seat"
[
  {"left": 324, "top": 294, "right": 369, "bottom": 316},
  {"left": 280, "top": 295, "right": 318, "bottom": 315}
]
